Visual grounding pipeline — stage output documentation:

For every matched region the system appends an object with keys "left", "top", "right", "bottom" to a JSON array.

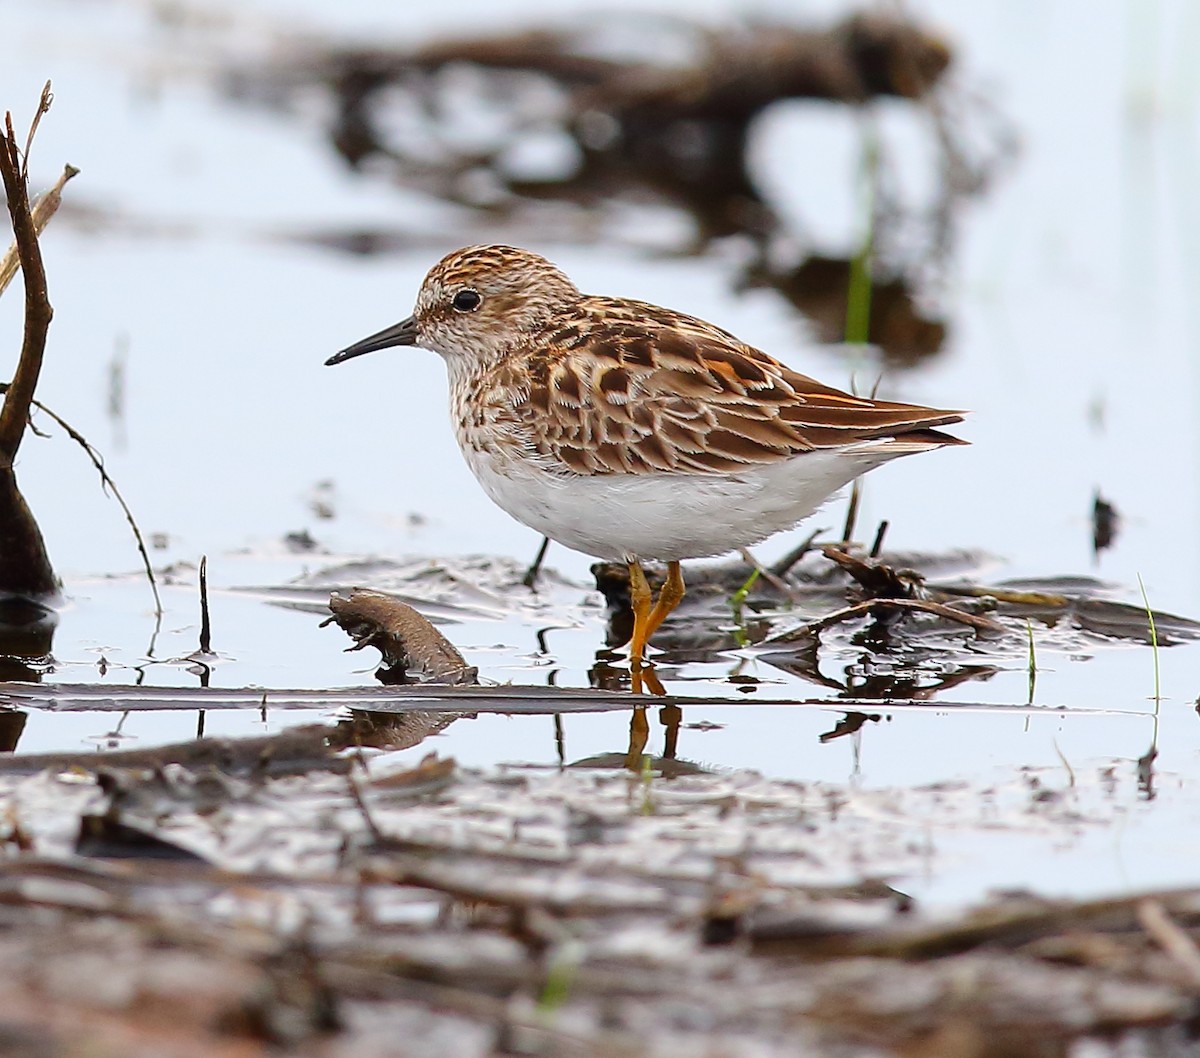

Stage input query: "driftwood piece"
[
  {"left": 0, "top": 86, "right": 60, "bottom": 599},
  {"left": 324, "top": 588, "right": 479, "bottom": 685},
  {"left": 819, "top": 543, "right": 923, "bottom": 600}
]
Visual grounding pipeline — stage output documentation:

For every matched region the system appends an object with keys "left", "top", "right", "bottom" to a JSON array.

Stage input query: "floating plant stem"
[
  {"left": 1137, "top": 574, "right": 1162, "bottom": 798},
  {"left": 1137, "top": 573, "right": 1161, "bottom": 703},
  {"left": 730, "top": 567, "right": 761, "bottom": 633}
]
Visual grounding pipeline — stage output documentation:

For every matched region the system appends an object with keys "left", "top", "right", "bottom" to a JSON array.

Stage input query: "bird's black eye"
[{"left": 452, "top": 289, "right": 481, "bottom": 312}]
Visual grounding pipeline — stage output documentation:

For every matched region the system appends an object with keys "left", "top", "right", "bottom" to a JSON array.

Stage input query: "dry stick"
[
  {"left": 19, "top": 82, "right": 52, "bottom": 184},
  {"left": 869, "top": 519, "right": 889, "bottom": 558},
  {"left": 522, "top": 536, "right": 551, "bottom": 588},
  {"left": 0, "top": 164, "right": 78, "bottom": 299},
  {"left": 195, "top": 556, "right": 212, "bottom": 734},
  {"left": 782, "top": 596, "right": 1003, "bottom": 639},
  {"left": 198, "top": 555, "right": 212, "bottom": 654},
  {"left": 736, "top": 547, "right": 794, "bottom": 599},
  {"left": 769, "top": 525, "right": 825, "bottom": 578},
  {"left": 0, "top": 386, "right": 162, "bottom": 618},
  {"left": 840, "top": 479, "right": 861, "bottom": 544},
  {"left": 0, "top": 110, "right": 53, "bottom": 464}
]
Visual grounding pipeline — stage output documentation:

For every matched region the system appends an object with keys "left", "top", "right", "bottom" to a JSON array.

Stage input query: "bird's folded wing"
[{"left": 510, "top": 322, "right": 965, "bottom": 476}]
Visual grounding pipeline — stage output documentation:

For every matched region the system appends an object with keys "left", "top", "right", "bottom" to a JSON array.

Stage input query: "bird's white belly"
[{"left": 461, "top": 443, "right": 901, "bottom": 562}]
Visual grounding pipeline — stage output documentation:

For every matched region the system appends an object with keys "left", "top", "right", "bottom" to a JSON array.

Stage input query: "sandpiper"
[{"left": 327, "top": 245, "right": 965, "bottom": 673}]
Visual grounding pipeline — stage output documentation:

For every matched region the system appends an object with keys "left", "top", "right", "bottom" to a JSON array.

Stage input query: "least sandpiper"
[{"left": 327, "top": 245, "right": 965, "bottom": 671}]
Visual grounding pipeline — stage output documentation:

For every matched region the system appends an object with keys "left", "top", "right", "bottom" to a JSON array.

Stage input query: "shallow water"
[{"left": 1, "top": 0, "right": 1200, "bottom": 908}]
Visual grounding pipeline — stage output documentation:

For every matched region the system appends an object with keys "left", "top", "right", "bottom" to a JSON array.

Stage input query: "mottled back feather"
[{"left": 465, "top": 295, "right": 963, "bottom": 476}]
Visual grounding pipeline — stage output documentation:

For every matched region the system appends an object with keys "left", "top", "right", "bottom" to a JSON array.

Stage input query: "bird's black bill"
[{"left": 325, "top": 316, "right": 418, "bottom": 366}]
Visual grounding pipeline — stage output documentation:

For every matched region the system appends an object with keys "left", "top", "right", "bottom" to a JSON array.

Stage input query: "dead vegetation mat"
[{"left": 0, "top": 739, "right": 1191, "bottom": 1057}]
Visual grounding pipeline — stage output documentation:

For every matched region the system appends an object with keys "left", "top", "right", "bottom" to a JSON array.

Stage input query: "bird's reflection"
[{"left": 762, "top": 639, "right": 999, "bottom": 701}]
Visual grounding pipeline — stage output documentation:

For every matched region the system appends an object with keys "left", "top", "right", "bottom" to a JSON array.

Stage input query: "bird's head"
[{"left": 326, "top": 244, "right": 582, "bottom": 368}]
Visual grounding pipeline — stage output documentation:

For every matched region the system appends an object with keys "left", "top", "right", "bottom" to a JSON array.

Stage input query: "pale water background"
[{"left": 1, "top": 0, "right": 1199, "bottom": 903}]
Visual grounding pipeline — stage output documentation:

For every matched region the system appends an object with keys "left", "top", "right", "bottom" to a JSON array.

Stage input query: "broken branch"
[
  {"left": 0, "top": 161, "right": 78, "bottom": 298},
  {"left": 0, "top": 100, "right": 53, "bottom": 464}
]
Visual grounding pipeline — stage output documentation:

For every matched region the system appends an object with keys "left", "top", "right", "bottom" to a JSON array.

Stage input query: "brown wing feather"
[{"left": 491, "top": 297, "right": 965, "bottom": 476}]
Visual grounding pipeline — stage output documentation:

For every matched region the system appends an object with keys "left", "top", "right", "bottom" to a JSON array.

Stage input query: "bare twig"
[
  {"left": 522, "top": 536, "right": 551, "bottom": 589},
  {"left": 0, "top": 162, "right": 78, "bottom": 298},
  {"left": 769, "top": 526, "right": 826, "bottom": 578},
  {"left": 775, "top": 596, "right": 1004, "bottom": 641},
  {"left": 0, "top": 385, "right": 162, "bottom": 618},
  {"left": 0, "top": 102, "right": 54, "bottom": 464},
  {"left": 869, "top": 519, "right": 889, "bottom": 558},
  {"left": 198, "top": 556, "right": 212, "bottom": 654},
  {"left": 840, "top": 480, "right": 861, "bottom": 544},
  {"left": 20, "top": 82, "right": 53, "bottom": 183},
  {"left": 736, "top": 548, "right": 794, "bottom": 599}
]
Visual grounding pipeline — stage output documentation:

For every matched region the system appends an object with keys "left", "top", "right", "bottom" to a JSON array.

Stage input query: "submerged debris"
[
  {"left": 595, "top": 546, "right": 1200, "bottom": 652},
  {"left": 793, "top": 544, "right": 1004, "bottom": 636}
]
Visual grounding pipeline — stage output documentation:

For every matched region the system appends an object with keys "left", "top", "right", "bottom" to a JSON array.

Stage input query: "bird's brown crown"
[{"left": 413, "top": 245, "right": 583, "bottom": 363}]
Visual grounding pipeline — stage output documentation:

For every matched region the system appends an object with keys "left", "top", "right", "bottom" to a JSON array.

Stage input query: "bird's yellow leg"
[
  {"left": 627, "top": 560, "right": 654, "bottom": 668},
  {"left": 642, "top": 560, "right": 686, "bottom": 642}
]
